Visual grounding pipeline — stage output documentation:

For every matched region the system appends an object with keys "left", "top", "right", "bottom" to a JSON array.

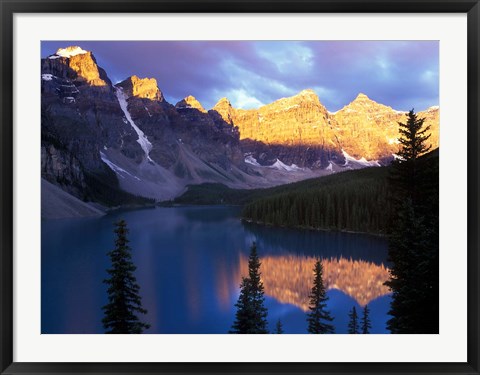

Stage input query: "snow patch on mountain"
[
  {"left": 115, "top": 87, "right": 153, "bottom": 162},
  {"left": 53, "top": 46, "right": 88, "bottom": 58},
  {"left": 244, "top": 155, "right": 306, "bottom": 172},
  {"left": 270, "top": 159, "right": 304, "bottom": 172},
  {"left": 392, "top": 153, "right": 405, "bottom": 161},
  {"left": 100, "top": 152, "right": 141, "bottom": 181},
  {"left": 326, "top": 162, "right": 333, "bottom": 171},
  {"left": 42, "top": 74, "right": 54, "bottom": 81},
  {"left": 245, "top": 155, "right": 261, "bottom": 167},
  {"left": 342, "top": 150, "right": 380, "bottom": 167}
]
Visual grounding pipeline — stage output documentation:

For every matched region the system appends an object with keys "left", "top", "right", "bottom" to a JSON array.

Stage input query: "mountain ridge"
[{"left": 41, "top": 45, "right": 439, "bottom": 213}]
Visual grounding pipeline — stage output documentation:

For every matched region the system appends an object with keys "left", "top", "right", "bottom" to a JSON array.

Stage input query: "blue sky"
[{"left": 41, "top": 41, "right": 439, "bottom": 112}]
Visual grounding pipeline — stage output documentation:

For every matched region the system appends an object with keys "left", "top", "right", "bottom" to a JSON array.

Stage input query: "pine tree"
[
  {"left": 275, "top": 319, "right": 284, "bottom": 334},
  {"left": 347, "top": 306, "right": 359, "bottom": 334},
  {"left": 230, "top": 277, "right": 255, "bottom": 334},
  {"left": 386, "top": 109, "right": 439, "bottom": 333},
  {"left": 397, "top": 110, "right": 431, "bottom": 161},
  {"left": 390, "top": 109, "right": 431, "bottom": 206},
  {"left": 306, "top": 259, "right": 334, "bottom": 334},
  {"left": 361, "top": 305, "right": 372, "bottom": 334},
  {"left": 102, "top": 220, "right": 150, "bottom": 334},
  {"left": 230, "top": 242, "right": 268, "bottom": 334}
]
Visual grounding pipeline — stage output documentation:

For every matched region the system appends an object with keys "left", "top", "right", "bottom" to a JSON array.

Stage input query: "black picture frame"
[{"left": 1, "top": 1, "right": 479, "bottom": 374}]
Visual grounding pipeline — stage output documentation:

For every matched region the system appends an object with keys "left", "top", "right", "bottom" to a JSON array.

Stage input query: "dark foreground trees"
[
  {"left": 230, "top": 242, "right": 269, "bottom": 334},
  {"left": 361, "top": 305, "right": 371, "bottom": 334},
  {"left": 102, "top": 219, "right": 150, "bottom": 334},
  {"left": 275, "top": 319, "right": 284, "bottom": 334},
  {"left": 306, "top": 259, "right": 334, "bottom": 334},
  {"left": 348, "top": 306, "right": 359, "bottom": 334},
  {"left": 385, "top": 109, "right": 439, "bottom": 333}
]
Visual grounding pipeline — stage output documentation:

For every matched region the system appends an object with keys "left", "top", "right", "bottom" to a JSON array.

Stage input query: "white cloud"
[
  {"left": 226, "top": 89, "right": 264, "bottom": 109},
  {"left": 312, "top": 86, "right": 337, "bottom": 103},
  {"left": 257, "top": 43, "right": 314, "bottom": 74},
  {"left": 421, "top": 69, "right": 437, "bottom": 82}
]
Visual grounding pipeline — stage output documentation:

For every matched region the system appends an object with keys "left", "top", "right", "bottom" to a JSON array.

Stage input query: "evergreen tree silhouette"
[
  {"left": 361, "top": 305, "right": 372, "bottom": 334},
  {"left": 102, "top": 220, "right": 150, "bottom": 334},
  {"left": 348, "top": 306, "right": 359, "bottom": 334},
  {"left": 275, "top": 319, "right": 284, "bottom": 334},
  {"left": 386, "top": 109, "right": 439, "bottom": 333},
  {"left": 306, "top": 259, "right": 334, "bottom": 333},
  {"left": 230, "top": 242, "right": 268, "bottom": 333}
]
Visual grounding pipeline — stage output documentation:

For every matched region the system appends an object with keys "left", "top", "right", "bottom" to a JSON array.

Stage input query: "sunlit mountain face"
[{"left": 237, "top": 254, "right": 391, "bottom": 311}]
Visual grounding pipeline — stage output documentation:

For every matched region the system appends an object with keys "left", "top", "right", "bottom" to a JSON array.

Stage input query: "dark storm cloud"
[{"left": 41, "top": 41, "right": 438, "bottom": 111}]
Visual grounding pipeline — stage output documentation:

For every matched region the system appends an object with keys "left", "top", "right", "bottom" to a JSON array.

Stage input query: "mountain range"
[{"left": 41, "top": 46, "right": 439, "bottom": 217}]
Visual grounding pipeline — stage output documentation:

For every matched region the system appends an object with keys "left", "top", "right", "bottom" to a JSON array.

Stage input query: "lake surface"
[{"left": 42, "top": 206, "right": 391, "bottom": 334}]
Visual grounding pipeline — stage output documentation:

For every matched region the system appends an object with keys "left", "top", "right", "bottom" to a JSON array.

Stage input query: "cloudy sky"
[{"left": 41, "top": 41, "right": 438, "bottom": 112}]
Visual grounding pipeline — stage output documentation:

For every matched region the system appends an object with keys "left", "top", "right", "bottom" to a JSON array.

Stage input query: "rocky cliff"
[
  {"left": 212, "top": 90, "right": 439, "bottom": 168},
  {"left": 41, "top": 47, "right": 275, "bottom": 205},
  {"left": 116, "top": 75, "right": 164, "bottom": 101},
  {"left": 330, "top": 93, "right": 439, "bottom": 161}
]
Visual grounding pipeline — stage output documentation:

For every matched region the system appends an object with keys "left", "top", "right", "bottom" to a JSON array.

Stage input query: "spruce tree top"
[
  {"left": 397, "top": 109, "right": 431, "bottom": 162},
  {"left": 348, "top": 306, "right": 359, "bottom": 334},
  {"left": 229, "top": 242, "right": 268, "bottom": 334}
]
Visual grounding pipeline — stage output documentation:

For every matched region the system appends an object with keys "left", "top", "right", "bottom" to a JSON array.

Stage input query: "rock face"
[
  {"left": 41, "top": 46, "right": 261, "bottom": 205},
  {"left": 41, "top": 49, "right": 142, "bottom": 204},
  {"left": 231, "top": 89, "right": 331, "bottom": 145},
  {"left": 212, "top": 91, "right": 439, "bottom": 167},
  {"left": 331, "top": 93, "right": 403, "bottom": 160},
  {"left": 176, "top": 96, "right": 207, "bottom": 113},
  {"left": 42, "top": 46, "right": 111, "bottom": 88},
  {"left": 330, "top": 93, "right": 439, "bottom": 161},
  {"left": 41, "top": 142, "right": 88, "bottom": 198},
  {"left": 116, "top": 75, "right": 164, "bottom": 101},
  {"left": 211, "top": 89, "right": 342, "bottom": 167},
  {"left": 41, "top": 45, "right": 440, "bottom": 208}
]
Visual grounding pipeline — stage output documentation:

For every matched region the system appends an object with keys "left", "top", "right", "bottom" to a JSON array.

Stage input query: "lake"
[{"left": 42, "top": 206, "right": 391, "bottom": 334}]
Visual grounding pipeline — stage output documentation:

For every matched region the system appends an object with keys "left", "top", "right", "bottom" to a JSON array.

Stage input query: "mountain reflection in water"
[
  {"left": 237, "top": 254, "right": 390, "bottom": 311},
  {"left": 42, "top": 206, "right": 391, "bottom": 333}
]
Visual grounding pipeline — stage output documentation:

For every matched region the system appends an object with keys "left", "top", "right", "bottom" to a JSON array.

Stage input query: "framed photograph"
[{"left": 1, "top": 1, "right": 479, "bottom": 374}]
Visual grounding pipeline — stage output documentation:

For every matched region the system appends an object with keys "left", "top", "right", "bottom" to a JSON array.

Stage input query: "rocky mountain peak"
[
  {"left": 175, "top": 95, "right": 206, "bottom": 113},
  {"left": 210, "top": 97, "right": 234, "bottom": 125},
  {"left": 262, "top": 89, "right": 325, "bottom": 115},
  {"left": 52, "top": 46, "right": 88, "bottom": 58},
  {"left": 213, "top": 97, "right": 232, "bottom": 109},
  {"left": 297, "top": 88, "right": 318, "bottom": 97},
  {"left": 339, "top": 93, "right": 394, "bottom": 114},
  {"left": 42, "top": 46, "right": 110, "bottom": 87},
  {"left": 287, "top": 89, "right": 320, "bottom": 104},
  {"left": 354, "top": 93, "right": 370, "bottom": 101},
  {"left": 116, "top": 75, "right": 164, "bottom": 101}
]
